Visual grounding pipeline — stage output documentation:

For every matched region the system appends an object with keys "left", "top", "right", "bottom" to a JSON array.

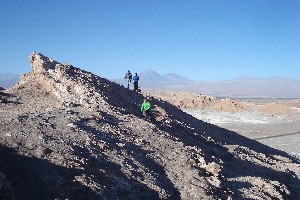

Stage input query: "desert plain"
[{"left": 149, "top": 91, "right": 300, "bottom": 159}]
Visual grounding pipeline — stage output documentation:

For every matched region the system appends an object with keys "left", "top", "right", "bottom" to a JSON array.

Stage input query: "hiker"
[
  {"left": 124, "top": 70, "right": 132, "bottom": 89},
  {"left": 133, "top": 73, "right": 139, "bottom": 92},
  {"left": 141, "top": 97, "right": 151, "bottom": 119}
]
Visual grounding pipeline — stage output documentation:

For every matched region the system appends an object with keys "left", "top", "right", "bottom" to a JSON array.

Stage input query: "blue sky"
[{"left": 0, "top": 0, "right": 299, "bottom": 80}]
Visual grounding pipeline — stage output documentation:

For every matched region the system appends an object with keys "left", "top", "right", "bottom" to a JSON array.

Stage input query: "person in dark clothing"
[
  {"left": 124, "top": 70, "right": 132, "bottom": 89},
  {"left": 133, "top": 73, "right": 139, "bottom": 92}
]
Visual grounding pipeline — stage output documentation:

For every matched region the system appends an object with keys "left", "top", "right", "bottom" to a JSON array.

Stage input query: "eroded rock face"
[
  {"left": 29, "top": 52, "right": 58, "bottom": 75},
  {"left": 23, "top": 52, "right": 124, "bottom": 111},
  {"left": 1, "top": 52, "right": 300, "bottom": 199}
]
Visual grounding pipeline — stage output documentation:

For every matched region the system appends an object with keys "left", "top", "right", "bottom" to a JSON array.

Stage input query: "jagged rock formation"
[{"left": 0, "top": 52, "right": 300, "bottom": 199}]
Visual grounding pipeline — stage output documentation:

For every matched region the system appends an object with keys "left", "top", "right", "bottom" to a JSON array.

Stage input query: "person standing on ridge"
[
  {"left": 133, "top": 73, "right": 139, "bottom": 92},
  {"left": 141, "top": 97, "right": 151, "bottom": 120},
  {"left": 124, "top": 70, "right": 132, "bottom": 89}
]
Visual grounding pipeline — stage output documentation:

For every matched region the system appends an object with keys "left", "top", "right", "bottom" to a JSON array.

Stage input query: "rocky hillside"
[{"left": 0, "top": 52, "right": 300, "bottom": 200}]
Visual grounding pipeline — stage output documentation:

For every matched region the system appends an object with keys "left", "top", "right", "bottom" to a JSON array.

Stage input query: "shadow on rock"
[
  {"left": 0, "top": 144, "right": 99, "bottom": 200},
  {"left": 0, "top": 91, "right": 21, "bottom": 104}
]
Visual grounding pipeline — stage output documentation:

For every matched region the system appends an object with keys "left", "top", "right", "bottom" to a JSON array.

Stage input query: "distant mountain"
[
  {"left": 110, "top": 69, "right": 171, "bottom": 88},
  {"left": 172, "top": 75, "right": 300, "bottom": 98},
  {"left": 163, "top": 73, "right": 195, "bottom": 83},
  {"left": 0, "top": 73, "right": 20, "bottom": 88},
  {"left": 139, "top": 70, "right": 172, "bottom": 86},
  {"left": 112, "top": 70, "right": 194, "bottom": 89},
  {"left": 138, "top": 70, "right": 197, "bottom": 89},
  {"left": 228, "top": 75, "right": 300, "bottom": 83},
  {"left": 111, "top": 70, "right": 300, "bottom": 98}
]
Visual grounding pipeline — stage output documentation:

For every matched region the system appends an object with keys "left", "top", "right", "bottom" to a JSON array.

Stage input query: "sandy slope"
[{"left": 0, "top": 53, "right": 300, "bottom": 199}]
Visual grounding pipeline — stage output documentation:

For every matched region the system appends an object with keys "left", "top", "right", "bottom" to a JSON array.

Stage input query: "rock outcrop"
[{"left": 0, "top": 52, "right": 299, "bottom": 199}]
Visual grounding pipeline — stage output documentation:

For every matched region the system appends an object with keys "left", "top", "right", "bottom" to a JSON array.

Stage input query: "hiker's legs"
[
  {"left": 134, "top": 82, "right": 138, "bottom": 91},
  {"left": 143, "top": 110, "right": 149, "bottom": 119},
  {"left": 146, "top": 110, "right": 151, "bottom": 119},
  {"left": 143, "top": 110, "right": 146, "bottom": 118},
  {"left": 143, "top": 110, "right": 151, "bottom": 119}
]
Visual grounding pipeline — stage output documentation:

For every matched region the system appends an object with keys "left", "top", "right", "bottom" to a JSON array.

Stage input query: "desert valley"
[{"left": 147, "top": 91, "right": 300, "bottom": 159}]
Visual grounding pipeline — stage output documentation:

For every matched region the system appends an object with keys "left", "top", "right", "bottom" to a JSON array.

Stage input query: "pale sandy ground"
[
  {"left": 149, "top": 91, "right": 300, "bottom": 158},
  {"left": 185, "top": 108, "right": 300, "bottom": 159},
  {"left": 185, "top": 99, "right": 300, "bottom": 158}
]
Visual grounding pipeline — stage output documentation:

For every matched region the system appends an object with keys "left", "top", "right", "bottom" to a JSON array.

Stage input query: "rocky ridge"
[{"left": 0, "top": 52, "right": 300, "bottom": 199}]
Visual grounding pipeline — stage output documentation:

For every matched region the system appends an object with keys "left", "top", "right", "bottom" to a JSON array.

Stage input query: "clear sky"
[{"left": 0, "top": 0, "right": 299, "bottom": 80}]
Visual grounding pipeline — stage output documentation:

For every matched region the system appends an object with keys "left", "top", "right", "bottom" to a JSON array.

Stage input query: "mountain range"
[
  {"left": 1, "top": 70, "right": 300, "bottom": 98},
  {"left": 0, "top": 74, "right": 20, "bottom": 88},
  {"left": 114, "top": 70, "right": 300, "bottom": 98}
]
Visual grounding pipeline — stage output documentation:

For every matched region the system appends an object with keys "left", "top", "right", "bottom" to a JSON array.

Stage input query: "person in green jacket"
[{"left": 141, "top": 98, "right": 151, "bottom": 120}]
